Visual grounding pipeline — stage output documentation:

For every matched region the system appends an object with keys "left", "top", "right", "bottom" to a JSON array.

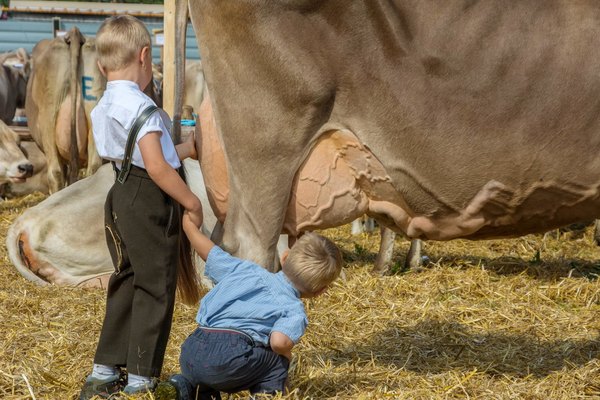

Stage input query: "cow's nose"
[{"left": 18, "top": 163, "right": 34, "bottom": 177}]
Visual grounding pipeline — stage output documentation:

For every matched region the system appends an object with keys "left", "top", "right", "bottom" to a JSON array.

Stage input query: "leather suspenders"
[{"left": 116, "top": 105, "right": 159, "bottom": 184}]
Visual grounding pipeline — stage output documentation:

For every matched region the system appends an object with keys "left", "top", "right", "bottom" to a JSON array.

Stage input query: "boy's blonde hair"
[
  {"left": 95, "top": 15, "right": 151, "bottom": 72},
  {"left": 283, "top": 233, "right": 343, "bottom": 296}
]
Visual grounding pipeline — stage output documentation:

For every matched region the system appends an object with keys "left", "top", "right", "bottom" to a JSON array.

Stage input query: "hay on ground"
[{"left": 0, "top": 194, "right": 598, "bottom": 399}]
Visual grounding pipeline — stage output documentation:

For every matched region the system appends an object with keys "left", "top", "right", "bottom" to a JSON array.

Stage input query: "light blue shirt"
[{"left": 196, "top": 246, "right": 308, "bottom": 346}]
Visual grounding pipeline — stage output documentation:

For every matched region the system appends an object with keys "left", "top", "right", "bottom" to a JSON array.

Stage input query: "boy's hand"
[
  {"left": 175, "top": 130, "right": 198, "bottom": 160},
  {"left": 269, "top": 331, "right": 294, "bottom": 360},
  {"left": 184, "top": 130, "right": 198, "bottom": 160},
  {"left": 183, "top": 210, "right": 215, "bottom": 261},
  {"left": 184, "top": 208, "right": 203, "bottom": 231}
]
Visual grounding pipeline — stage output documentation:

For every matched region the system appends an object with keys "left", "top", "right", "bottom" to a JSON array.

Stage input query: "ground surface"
[{"left": 0, "top": 193, "right": 599, "bottom": 399}]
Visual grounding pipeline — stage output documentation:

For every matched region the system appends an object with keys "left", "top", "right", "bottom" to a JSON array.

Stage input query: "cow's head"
[
  {"left": 0, "top": 121, "right": 34, "bottom": 184},
  {"left": 1, "top": 48, "right": 30, "bottom": 108}
]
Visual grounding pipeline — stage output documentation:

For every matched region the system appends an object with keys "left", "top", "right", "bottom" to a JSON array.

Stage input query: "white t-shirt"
[{"left": 91, "top": 80, "right": 181, "bottom": 170}]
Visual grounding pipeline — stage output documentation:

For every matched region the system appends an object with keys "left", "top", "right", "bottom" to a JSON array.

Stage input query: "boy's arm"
[
  {"left": 269, "top": 331, "right": 294, "bottom": 360},
  {"left": 138, "top": 132, "right": 202, "bottom": 225},
  {"left": 175, "top": 131, "right": 197, "bottom": 161},
  {"left": 182, "top": 212, "right": 215, "bottom": 261}
]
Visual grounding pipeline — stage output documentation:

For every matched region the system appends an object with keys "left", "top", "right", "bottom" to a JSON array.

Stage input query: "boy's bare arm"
[
  {"left": 182, "top": 212, "right": 215, "bottom": 261},
  {"left": 175, "top": 132, "right": 197, "bottom": 161},
  {"left": 269, "top": 331, "right": 294, "bottom": 360},
  {"left": 139, "top": 132, "right": 202, "bottom": 225}
]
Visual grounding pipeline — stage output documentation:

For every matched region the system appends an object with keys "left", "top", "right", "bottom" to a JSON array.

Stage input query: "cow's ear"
[{"left": 16, "top": 48, "right": 29, "bottom": 64}]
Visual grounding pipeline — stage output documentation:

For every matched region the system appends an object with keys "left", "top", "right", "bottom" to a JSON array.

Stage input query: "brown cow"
[
  {"left": 197, "top": 92, "right": 421, "bottom": 273},
  {"left": 26, "top": 27, "right": 105, "bottom": 193},
  {"left": 176, "top": 1, "right": 600, "bottom": 269},
  {"left": 0, "top": 48, "right": 29, "bottom": 125}
]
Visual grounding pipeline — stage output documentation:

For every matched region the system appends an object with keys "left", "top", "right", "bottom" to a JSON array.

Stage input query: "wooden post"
[{"left": 162, "top": 0, "right": 176, "bottom": 117}]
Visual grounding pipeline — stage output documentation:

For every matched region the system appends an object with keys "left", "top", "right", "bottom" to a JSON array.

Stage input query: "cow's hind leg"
[
  {"left": 46, "top": 150, "right": 66, "bottom": 193},
  {"left": 372, "top": 229, "right": 424, "bottom": 274},
  {"left": 373, "top": 226, "right": 396, "bottom": 274},
  {"left": 405, "top": 239, "right": 424, "bottom": 270},
  {"left": 86, "top": 139, "right": 102, "bottom": 177}
]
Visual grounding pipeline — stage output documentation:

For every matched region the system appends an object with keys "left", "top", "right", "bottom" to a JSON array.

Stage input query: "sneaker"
[
  {"left": 122, "top": 379, "right": 157, "bottom": 395},
  {"left": 155, "top": 374, "right": 195, "bottom": 400},
  {"left": 79, "top": 370, "right": 126, "bottom": 400}
]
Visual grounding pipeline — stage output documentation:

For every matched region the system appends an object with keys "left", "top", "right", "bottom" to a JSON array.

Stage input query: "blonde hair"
[
  {"left": 283, "top": 233, "right": 343, "bottom": 296},
  {"left": 95, "top": 15, "right": 151, "bottom": 72}
]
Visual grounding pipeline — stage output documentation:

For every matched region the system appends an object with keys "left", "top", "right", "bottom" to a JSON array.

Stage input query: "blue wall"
[{"left": 0, "top": 18, "right": 200, "bottom": 63}]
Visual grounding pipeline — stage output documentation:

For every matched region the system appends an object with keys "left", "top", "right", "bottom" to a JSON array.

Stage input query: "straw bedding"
[{"left": 0, "top": 194, "right": 598, "bottom": 399}]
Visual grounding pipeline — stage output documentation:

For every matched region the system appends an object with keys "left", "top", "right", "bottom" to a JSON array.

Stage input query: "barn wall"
[{"left": 0, "top": 17, "right": 200, "bottom": 63}]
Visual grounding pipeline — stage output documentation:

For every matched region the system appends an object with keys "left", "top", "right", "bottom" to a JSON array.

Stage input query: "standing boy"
[{"left": 80, "top": 15, "right": 202, "bottom": 399}]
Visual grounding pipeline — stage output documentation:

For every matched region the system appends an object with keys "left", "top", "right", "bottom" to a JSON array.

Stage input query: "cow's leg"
[
  {"left": 364, "top": 217, "right": 376, "bottom": 233},
  {"left": 86, "top": 146, "right": 102, "bottom": 177},
  {"left": 405, "top": 239, "right": 423, "bottom": 270},
  {"left": 54, "top": 96, "right": 76, "bottom": 190},
  {"left": 215, "top": 102, "right": 336, "bottom": 269},
  {"left": 594, "top": 219, "right": 600, "bottom": 246},
  {"left": 86, "top": 128, "right": 102, "bottom": 177},
  {"left": 31, "top": 96, "right": 65, "bottom": 193},
  {"left": 373, "top": 226, "right": 396, "bottom": 274},
  {"left": 46, "top": 148, "right": 65, "bottom": 193},
  {"left": 191, "top": 4, "right": 338, "bottom": 268},
  {"left": 351, "top": 218, "right": 364, "bottom": 235},
  {"left": 202, "top": 99, "right": 330, "bottom": 269},
  {"left": 223, "top": 190, "right": 291, "bottom": 269}
]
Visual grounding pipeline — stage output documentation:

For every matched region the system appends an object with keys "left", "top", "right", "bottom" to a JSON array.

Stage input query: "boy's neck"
[
  {"left": 105, "top": 63, "right": 146, "bottom": 90},
  {"left": 282, "top": 270, "right": 309, "bottom": 298}
]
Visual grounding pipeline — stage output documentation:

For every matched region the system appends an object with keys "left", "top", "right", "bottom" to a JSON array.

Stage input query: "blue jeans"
[{"left": 179, "top": 327, "right": 289, "bottom": 399}]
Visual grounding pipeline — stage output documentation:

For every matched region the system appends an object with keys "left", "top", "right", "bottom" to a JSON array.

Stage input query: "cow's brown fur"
[
  {"left": 0, "top": 64, "right": 27, "bottom": 125},
  {"left": 26, "top": 27, "right": 105, "bottom": 193},
  {"left": 183, "top": 1, "right": 600, "bottom": 268}
]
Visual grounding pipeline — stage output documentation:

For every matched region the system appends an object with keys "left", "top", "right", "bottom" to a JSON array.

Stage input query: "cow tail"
[
  {"left": 176, "top": 169, "right": 201, "bottom": 306},
  {"left": 67, "top": 31, "right": 82, "bottom": 185},
  {"left": 173, "top": 0, "right": 201, "bottom": 306}
]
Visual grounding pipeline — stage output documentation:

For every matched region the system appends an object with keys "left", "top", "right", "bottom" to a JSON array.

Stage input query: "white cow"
[
  {"left": 0, "top": 140, "right": 48, "bottom": 198},
  {"left": 7, "top": 159, "right": 215, "bottom": 288},
  {"left": 0, "top": 120, "right": 34, "bottom": 186}
]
